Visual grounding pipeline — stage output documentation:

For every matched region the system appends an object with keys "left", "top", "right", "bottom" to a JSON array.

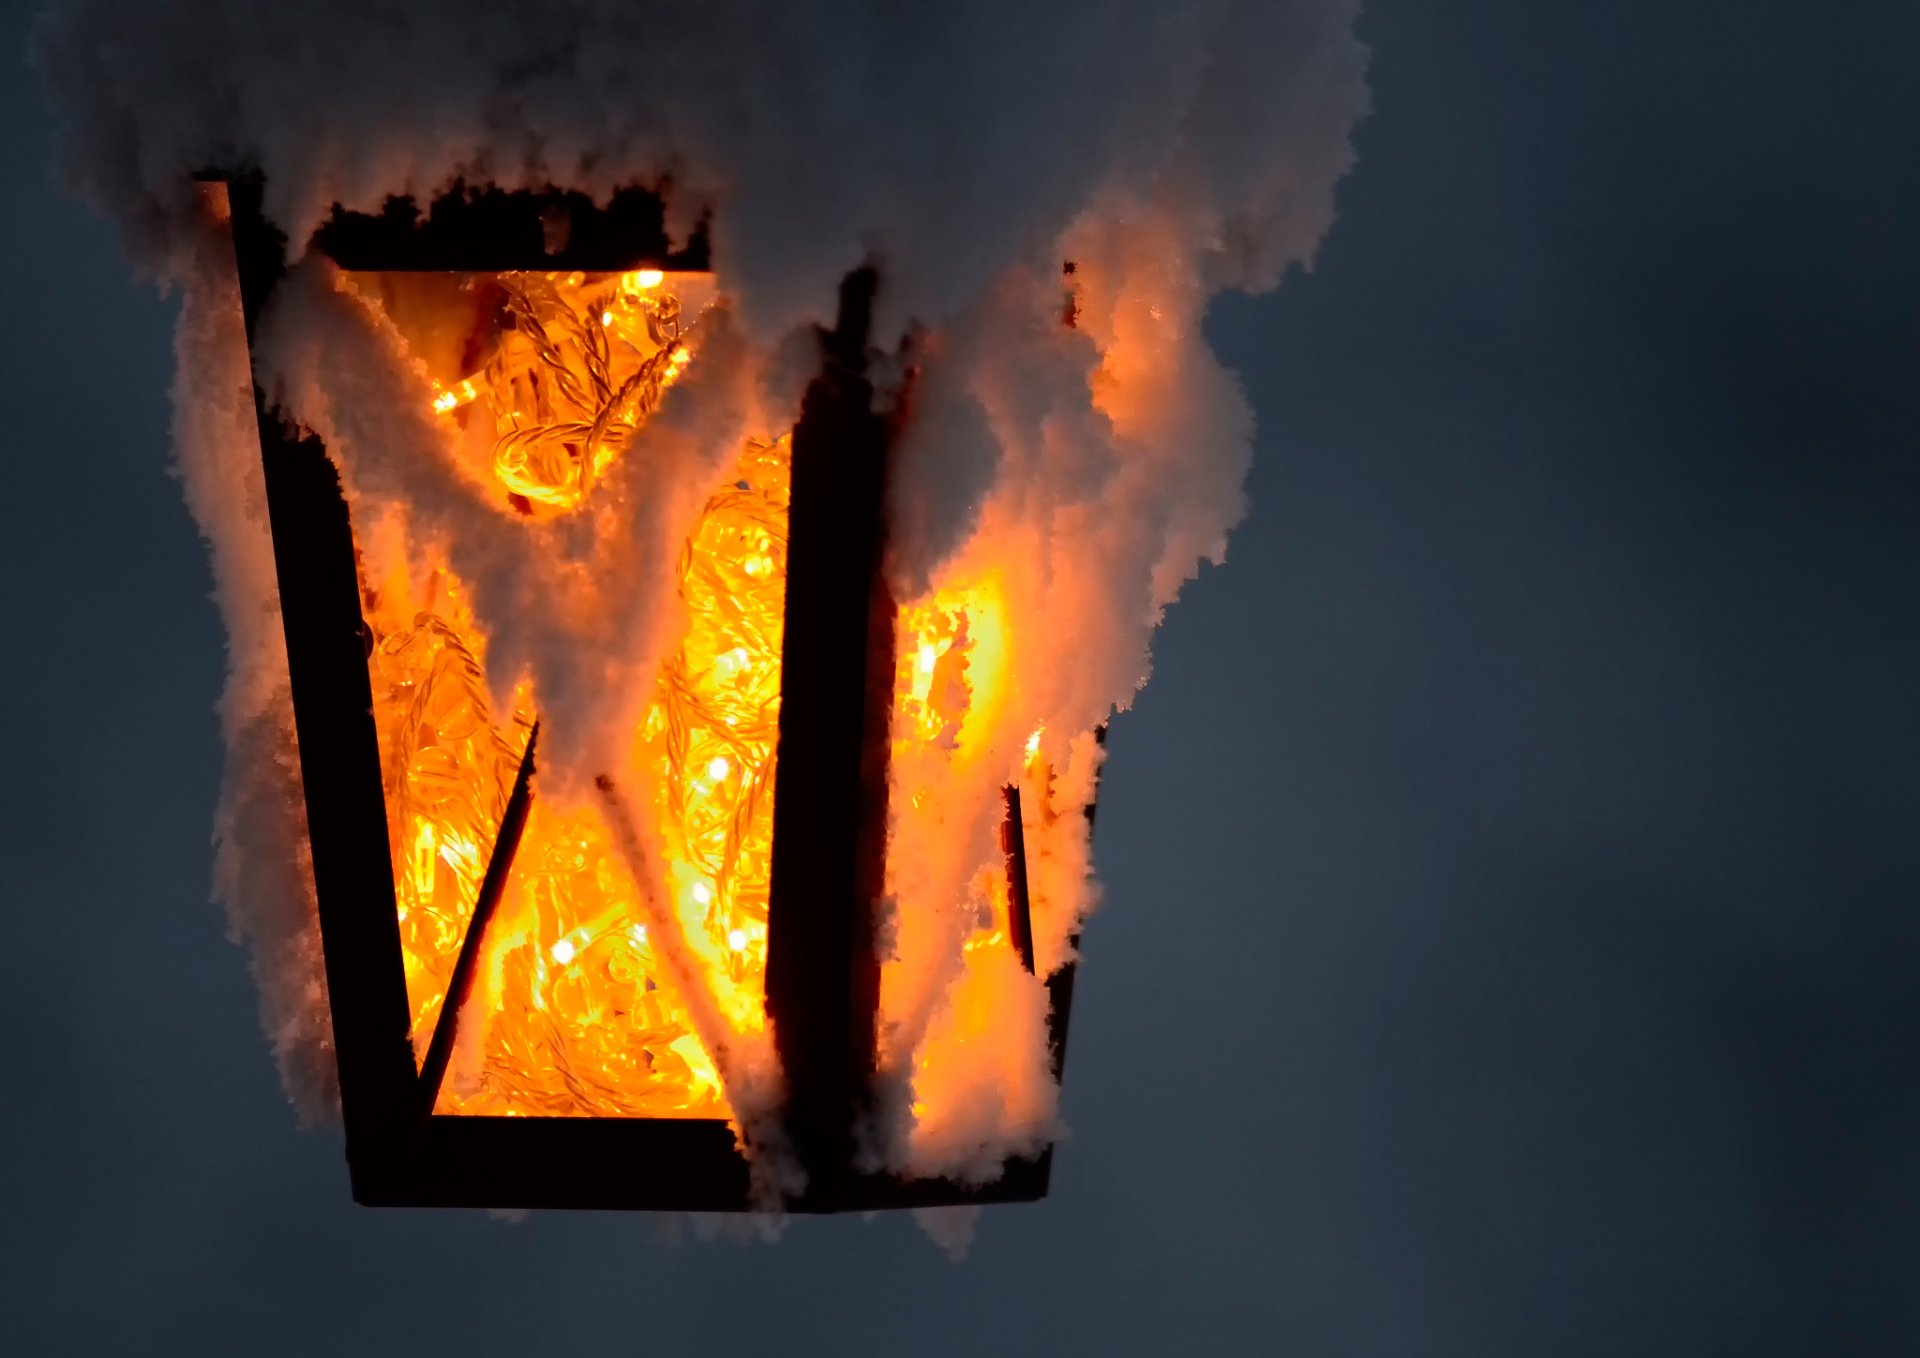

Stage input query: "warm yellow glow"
[
  {"left": 423, "top": 270, "right": 701, "bottom": 514},
  {"left": 896, "top": 576, "right": 1011, "bottom": 754},
  {"left": 356, "top": 262, "right": 1057, "bottom": 1140},
  {"left": 883, "top": 570, "right": 1040, "bottom": 1149},
  {"left": 430, "top": 377, "right": 478, "bottom": 414},
  {"left": 671, "top": 1033, "right": 722, "bottom": 1100},
  {"left": 359, "top": 267, "right": 790, "bottom": 1118}
]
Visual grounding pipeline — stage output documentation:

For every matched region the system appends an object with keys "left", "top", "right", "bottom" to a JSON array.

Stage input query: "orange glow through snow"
[{"left": 349, "top": 265, "right": 1041, "bottom": 1142}]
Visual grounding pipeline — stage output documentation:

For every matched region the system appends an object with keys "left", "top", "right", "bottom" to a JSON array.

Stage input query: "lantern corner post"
[
  {"left": 213, "top": 174, "right": 421, "bottom": 1184},
  {"left": 763, "top": 264, "right": 896, "bottom": 1209}
]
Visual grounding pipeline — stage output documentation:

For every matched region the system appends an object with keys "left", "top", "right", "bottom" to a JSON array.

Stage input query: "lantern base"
[{"left": 350, "top": 1117, "right": 1054, "bottom": 1214}]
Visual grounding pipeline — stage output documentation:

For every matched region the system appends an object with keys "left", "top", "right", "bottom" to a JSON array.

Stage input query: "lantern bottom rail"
[{"left": 356, "top": 1116, "right": 1054, "bottom": 1213}]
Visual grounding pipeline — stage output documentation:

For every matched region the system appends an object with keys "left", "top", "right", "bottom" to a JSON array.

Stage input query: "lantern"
[{"left": 206, "top": 175, "right": 1084, "bottom": 1213}]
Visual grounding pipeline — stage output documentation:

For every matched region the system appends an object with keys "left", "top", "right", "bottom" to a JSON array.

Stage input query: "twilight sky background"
[{"left": 4, "top": 2, "right": 1918, "bottom": 1354}]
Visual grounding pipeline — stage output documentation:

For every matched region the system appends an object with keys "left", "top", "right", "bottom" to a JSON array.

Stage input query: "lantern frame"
[{"left": 208, "top": 175, "right": 1082, "bottom": 1212}]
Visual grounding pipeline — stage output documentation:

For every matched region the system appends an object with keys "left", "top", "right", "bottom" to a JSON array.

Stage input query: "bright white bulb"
[
  {"left": 727, "top": 928, "right": 748, "bottom": 951},
  {"left": 550, "top": 938, "right": 576, "bottom": 965}
]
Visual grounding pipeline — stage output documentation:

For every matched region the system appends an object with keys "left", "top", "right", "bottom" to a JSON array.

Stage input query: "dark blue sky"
[{"left": 5, "top": 2, "right": 1918, "bottom": 1353}]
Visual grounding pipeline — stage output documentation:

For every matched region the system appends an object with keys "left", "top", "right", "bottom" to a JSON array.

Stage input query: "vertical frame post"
[
  {"left": 764, "top": 267, "right": 893, "bottom": 1204},
  {"left": 215, "top": 177, "right": 420, "bottom": 1192}
]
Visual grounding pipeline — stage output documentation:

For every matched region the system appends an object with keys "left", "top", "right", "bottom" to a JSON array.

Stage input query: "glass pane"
[{"left": 345, "top": 267, "right": 784, "bottom": 1117}]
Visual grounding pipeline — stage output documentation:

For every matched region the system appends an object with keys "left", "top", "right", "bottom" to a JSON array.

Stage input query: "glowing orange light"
[
  {"left": 355, "top": 268, "right": 791, "bottom": 1118},
  {"left": 430, "top": 377, "right": 478, "bottom": 415},
  {"left": 351, "top": 261, "right": 1050, "bottom": 1148}
]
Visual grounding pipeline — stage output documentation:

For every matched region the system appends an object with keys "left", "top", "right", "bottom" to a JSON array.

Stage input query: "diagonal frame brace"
[{"left": 416, "top": 726, "right": 540, "bottom": 1121}]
